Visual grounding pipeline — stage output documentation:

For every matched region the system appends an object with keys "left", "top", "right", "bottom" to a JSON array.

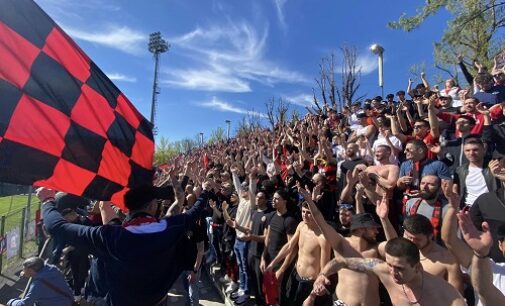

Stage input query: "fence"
[{"left": 0, "top": 193, "right": 40, "bottom": 275}]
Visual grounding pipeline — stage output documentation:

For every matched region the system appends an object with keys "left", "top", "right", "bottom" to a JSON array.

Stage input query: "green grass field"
[
  {"left": 0, "top": 195, "right": 31, "bottom": 216},
  {"left": 0, "top": 195, "right": 39, "bottom": 271}
]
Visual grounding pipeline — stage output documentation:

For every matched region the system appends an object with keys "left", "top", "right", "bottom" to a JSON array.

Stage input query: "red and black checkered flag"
[{"left": 0, "top": 0, "right": 155, "bottom": 208}]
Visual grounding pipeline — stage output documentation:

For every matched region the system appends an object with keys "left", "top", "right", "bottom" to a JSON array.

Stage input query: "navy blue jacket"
[{"left": 43, "top": 191, "right": 209, "bottom": 306}]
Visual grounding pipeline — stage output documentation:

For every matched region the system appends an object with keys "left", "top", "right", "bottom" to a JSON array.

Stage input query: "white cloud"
[
  {"left": 356, "top": 53, "right": 379, "bottom": 75},
  {"left": 274, "top": 0, "right": 288, "bottom": 32},
  {"left": 283, "top": 93, "right": 313, "bottom": 107},
  {"left": 106, "top": 73, "right": 137, "bottom": 83},
  {"left": 64, "top": 25, "right": 145, "bottom": 55},
  {"left": 162, "top": 20, "right": 309, "bottom": 92},
  {"left": 36, "top": 1, "right": 145, "bottom": 55},
  {"left": 334, "top": 51, "right": 379, "bottom": 76},
  {"left": 163, "top": 69, "right": 251, "bottom": 93},
  {"left": 199, "top": 97, "right": 267, "bottom": 117}
]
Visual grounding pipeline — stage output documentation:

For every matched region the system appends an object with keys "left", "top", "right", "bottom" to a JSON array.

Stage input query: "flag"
[{"left": 0, "top": 0, "right": 154, "bottom": 208}]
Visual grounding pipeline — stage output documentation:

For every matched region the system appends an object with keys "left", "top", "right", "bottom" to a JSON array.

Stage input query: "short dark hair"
[
  {"left": 463, "top": 136, "right": 484, "bottom": 147},
  {"left": 396, "top": 90, "right": 406, "bottom": 96},
  {"left": 385, "top": 237, "right": 420, "bottom": 266},
  {"left": 403, "top": 215, "right": 433, "bottom": 236},
  {"left": 414, "top": 119, "right": 430, "bottom": 128},
  {"left": 458, "top": 115, "right": 477, "bottom": 126},
  {"left": 23, "top": 257, "right": 44, "bottom": 272},
  {"left": 475, "top": 73, "right": 493, "bottom": 85},
  {"left": 407, "top": 139, "right": 428, "bottom": 152}
]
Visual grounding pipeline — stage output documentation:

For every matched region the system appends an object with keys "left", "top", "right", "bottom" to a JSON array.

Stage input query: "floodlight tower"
[
  {"left": 148, "top": 32, "right": 170, "bottom": 131},
  {"left": 225, "top": 120, "right": 231, "bottom": 140},
  {"left": 370, "top": 43, "right": 385, "bottom": 97}
]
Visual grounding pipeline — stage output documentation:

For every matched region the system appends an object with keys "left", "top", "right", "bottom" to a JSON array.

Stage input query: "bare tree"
[
  {"left": 338, "top": 46, "right": 365, "bottom": 108},
  {"left": 276, "top": 98, "right": 290, "bottom": 127},
  {"left": 247, "top": 109, "right": 262, "bottom": 130},
  {"left": 265, "top": 97, "right": 290, "bottom": 129},
  {"left": 313, "top": 46, "right": 364, "bottom": 112},
  {"left": 265, "top": 97, "right": 276, "bottom": 129}
]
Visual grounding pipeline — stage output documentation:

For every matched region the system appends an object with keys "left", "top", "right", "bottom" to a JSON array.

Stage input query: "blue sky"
[{"left": 35, "top": 0, "right": 452, "bottom": 143}]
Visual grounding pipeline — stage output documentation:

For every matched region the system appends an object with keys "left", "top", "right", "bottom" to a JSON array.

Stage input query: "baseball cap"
[
  {"left": 350, "top": 213, "right": 381, "bottom": 230},
  {"left": 356, "top": 111, "right": 367, "bottom": 119},
  {"left": 55, "top": 192, "right": 89, "bottom": 212}
]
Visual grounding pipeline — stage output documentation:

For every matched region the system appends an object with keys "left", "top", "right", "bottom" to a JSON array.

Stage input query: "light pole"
[
  {"left": 225, "top": 120, "right": 231, "bottom": 140},
  {"left": 148, "top": 32, "right": 170, "bottom": 132},
  {"left": 370, "top": 44, "right": 384, "bottom": 97},
  {"left": 199, "top": 132, "right": 204, "bottom": 147}
]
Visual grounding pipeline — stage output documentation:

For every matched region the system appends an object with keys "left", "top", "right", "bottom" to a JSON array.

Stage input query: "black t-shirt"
[
  {"left": 470, "top": 190, "right": 505, "bottom": 263},
  {"left": 338, "top": 158, "right": 367, "bottom": 194},
  {"left": 189, "top": 217, "right": 207, "bottom": 244},
  {"left": 265, "top": 211, "right": 299, "bottom": 263},
  {"left": 249, "top": 207, "right": 274, "bottom": 257},
  {"left": 340, "top": 158, "right": 366, "bottom": 176}
]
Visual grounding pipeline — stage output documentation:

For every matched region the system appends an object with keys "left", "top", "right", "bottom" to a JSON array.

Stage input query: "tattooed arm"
[
  {"left": 342, "top": 257, "right": 386, "bottom": 274},
  {"left": 312, "top": 256, "right": 388, "bottom": 297},
  {"left": 319, "top": 256, "right": 385, "bottom": 278}
]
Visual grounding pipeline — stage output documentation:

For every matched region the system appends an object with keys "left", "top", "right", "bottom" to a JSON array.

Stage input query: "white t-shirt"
[
  {"left": 372, "top": 135, "right": 403, "bottom": 165},
  {"left": 465, "top": 166, "right": 489, "bottom": 206},
  {"left": 349, "top": 114, "right": 360, "bottom": 130},
  {"left": 475, "top": 260, "right": 505, "bottom": 306}
]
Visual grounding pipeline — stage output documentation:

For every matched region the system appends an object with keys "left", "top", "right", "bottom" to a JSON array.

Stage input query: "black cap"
[
  {"left": 373, "top": 96, "right": 383, "bottom": 101},
  {"left": 356, "top": 111, "right": 367, "bottom": 119},
  {"left": 124, "top": 185, "right": 174, "bottom": 211},
  {"left": 55, "top": 193, "right": 89, "bottom": 212},
  {"left": 350, "top": 213, "right": 381, "bottom": 230}
]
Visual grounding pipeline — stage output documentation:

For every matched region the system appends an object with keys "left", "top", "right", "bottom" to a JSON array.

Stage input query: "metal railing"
[{"left": 0, "top": 195, "right": 40, "bottom": 274}]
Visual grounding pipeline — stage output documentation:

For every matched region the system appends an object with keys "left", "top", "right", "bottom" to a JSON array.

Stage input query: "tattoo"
[{"left": 346, "top": 257, "right": 383, "bottom": 272}]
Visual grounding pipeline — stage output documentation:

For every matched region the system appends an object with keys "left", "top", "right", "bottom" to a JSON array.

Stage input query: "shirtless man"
[
  {"left": 298, "top": 188, "right": 396, "bottom": 306},
  {"left": 403, "top": 214, "right": 463, "bottom": 291},
  {"left": 315, "top": 237, "right": 466, "bottom": 306},
  {"left": 360, "top": 145, "right": 399, "bottom": 203},
  {"left": 266, "top": 202, "right": 331, "bottom": 306}
]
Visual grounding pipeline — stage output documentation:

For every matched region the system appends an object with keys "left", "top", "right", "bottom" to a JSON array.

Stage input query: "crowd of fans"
[{"left": 10, "top": 58, "right": 505, "bottom": 306}]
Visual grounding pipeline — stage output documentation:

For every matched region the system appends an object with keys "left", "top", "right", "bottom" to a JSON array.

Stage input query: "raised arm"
[
  {"left": 298, "top": 186, "right": 345, "bottom": 252},
  {"left": 98, "top": 201, "right": 120, "bottom": 224},
  {"left": 376, "top": 195, "right": 398, "bottom": 241},
  {"left": 427, "top": 96, "right": 440, "bottom": 139},
  {"left": 390, "top": 113, "right": 408, "bottom": 144},
  {"left": 441, "top": 182, "right": 472, "bottom": 269},
  {"left": 231, "top": 165, "right": 242, "bottom": 197},
  {"left": 266, "top": 223, "right": 301, "bottom": 270},
  {"left": 420, "top": 72, "right": 430, "bottom": 90},
  {"left": 458, "top": 210, "right": 505, "bottom": 306},
  {"left": 471, "top": 254, "right": 505, "bottom": 306}
]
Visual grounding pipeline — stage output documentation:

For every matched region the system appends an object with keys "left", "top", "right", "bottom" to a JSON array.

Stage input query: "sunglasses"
[
  {"left": 413, "top": 125, "right": 426, "bottom": 129},
  {"left": 339, "top": 204, "right": 354, "bottom": 210}
]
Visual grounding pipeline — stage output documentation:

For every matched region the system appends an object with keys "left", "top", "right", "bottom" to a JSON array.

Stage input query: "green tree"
[
  {"left": 389, "top": 0, "right": 505, "bottom": 79},
  {"left": 208, "top": 127, "right": 226, "bottom": 145},
  {"left": 154, "top": 136, "right": 178, "bottom": 164}
]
